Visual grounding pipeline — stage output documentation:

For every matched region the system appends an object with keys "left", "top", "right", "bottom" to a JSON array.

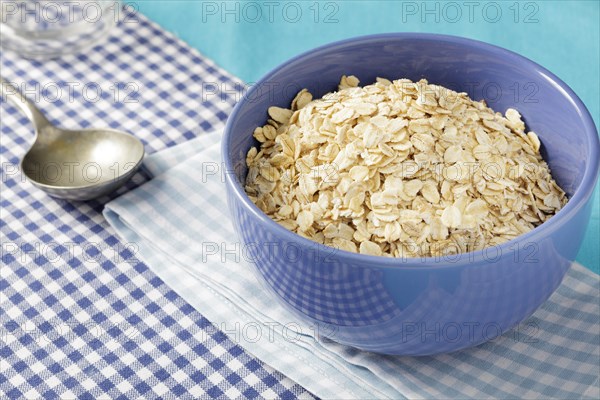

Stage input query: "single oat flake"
[{"left": 244, "top": 76, "right": 567, "bottom": 258}]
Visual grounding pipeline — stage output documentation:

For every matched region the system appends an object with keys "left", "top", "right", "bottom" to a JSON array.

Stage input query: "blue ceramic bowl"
[{"left": 222, "top": 33, "right": 599, "bottom": 355}]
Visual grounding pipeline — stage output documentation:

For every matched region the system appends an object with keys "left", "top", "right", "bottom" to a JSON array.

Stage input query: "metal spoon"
[{"left": 0, "top": 78, "right": 144, "bottom": 200}]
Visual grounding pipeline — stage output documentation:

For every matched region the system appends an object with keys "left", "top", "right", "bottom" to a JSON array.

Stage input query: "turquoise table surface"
[{"left": 133, "top": 0, "right": 599, "bottom": 272}]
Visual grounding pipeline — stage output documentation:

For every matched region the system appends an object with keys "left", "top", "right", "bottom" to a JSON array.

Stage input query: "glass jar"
[{"left": 0, "top": 0, "right": 122, "bottom": 59}]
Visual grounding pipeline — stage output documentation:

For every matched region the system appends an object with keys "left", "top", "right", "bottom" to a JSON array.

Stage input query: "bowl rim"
[{"left": 222, "top": 32, "right": 600, "bottom": 270}]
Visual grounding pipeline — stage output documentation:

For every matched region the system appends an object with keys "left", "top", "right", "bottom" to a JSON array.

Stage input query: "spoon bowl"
[
  {"left": 21, "top": 127, "right": 145, "bottom": 200},
  {"left": 1, "top": 78, "right": 144, "bottom": 200}
]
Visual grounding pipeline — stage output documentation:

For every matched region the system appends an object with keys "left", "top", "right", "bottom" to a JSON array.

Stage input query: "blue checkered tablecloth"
[
  {"left": 0, "top": 13, "right": 314, "bottom": 399},
  {"left": 2, "top": 8, "right": 600, "bottom": 400}
]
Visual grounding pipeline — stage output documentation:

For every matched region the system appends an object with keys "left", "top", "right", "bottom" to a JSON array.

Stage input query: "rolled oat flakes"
[{"left": 244, "top": 76, "right": 567, "bottom": 258}]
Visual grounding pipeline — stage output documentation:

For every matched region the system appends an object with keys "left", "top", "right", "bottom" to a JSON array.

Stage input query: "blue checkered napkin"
[
  {"left": 1, "top": 12, "right": 313, "bottom": 400},
  {"left": 104, "top": 131, "right": 600, "bottom": 400}
]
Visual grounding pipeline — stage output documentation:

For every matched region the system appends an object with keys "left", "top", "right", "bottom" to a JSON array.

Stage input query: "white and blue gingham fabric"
[
  {"left": 0, "top": 12, "right": 313, "bottom": 399},
  {"left": 104, "top": 130, "right": 600, "bottom": 400},
  {"left": 1, "top": 9, "right": 599, "bottom": 400}
]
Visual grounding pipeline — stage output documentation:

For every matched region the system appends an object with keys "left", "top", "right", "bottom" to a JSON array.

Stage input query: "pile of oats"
[{"left": 244, "top": 76, "right": 567, "bottom": 257}]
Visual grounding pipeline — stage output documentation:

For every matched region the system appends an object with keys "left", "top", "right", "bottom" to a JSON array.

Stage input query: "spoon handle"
[{"left": 1, "top": 77, "right": 52, "bottom": 132}]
